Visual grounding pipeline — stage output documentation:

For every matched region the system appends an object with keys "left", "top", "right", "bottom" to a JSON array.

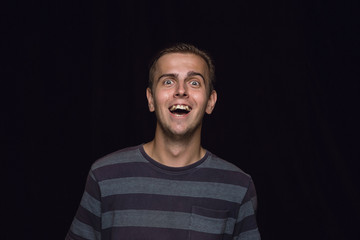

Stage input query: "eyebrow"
[
  {"left": 157, "top": 73, "right": 179, "bottom": 82},
  {"left": 157, "top": 71, "right": 206, "bottom": 82},
  {"left": 186, "top": 71, "right": 206, "bottom": 82}
]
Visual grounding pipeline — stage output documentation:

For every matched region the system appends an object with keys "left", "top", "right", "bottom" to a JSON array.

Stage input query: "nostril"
[{"left": 174, "top": 91, "right": 188, "bottom": 97}]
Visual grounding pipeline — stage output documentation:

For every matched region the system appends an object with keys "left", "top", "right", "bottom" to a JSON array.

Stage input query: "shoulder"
[
  {"left": 200, "top": 152, "right": 253, "bottom": 186},
  {"left": 91, "top": 145, "right": 146, "bottom": 171},
  {"left": 203, "top": 152, "right": 250, "bottom": 175}
]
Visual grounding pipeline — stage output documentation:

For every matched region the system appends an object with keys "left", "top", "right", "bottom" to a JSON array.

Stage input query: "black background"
[{"left": 4, "top": 0, "right": 360, "bottom": 239}]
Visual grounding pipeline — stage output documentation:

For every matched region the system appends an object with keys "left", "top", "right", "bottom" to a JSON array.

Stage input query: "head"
[
  {"left": 149, "top": 43, "right": 215, "bottom": 96},
  {"left": 146, "top": 43, "right": 217, "bottom": 139}
]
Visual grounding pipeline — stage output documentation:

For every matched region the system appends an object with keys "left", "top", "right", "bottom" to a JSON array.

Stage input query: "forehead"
[{"left": 155, "top": 53, "right": 209, "bottom": 76}]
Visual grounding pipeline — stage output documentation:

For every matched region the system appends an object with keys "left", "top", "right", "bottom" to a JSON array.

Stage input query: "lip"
[{"left": 169, "top": 112, "right": 190, "bottom": 118}]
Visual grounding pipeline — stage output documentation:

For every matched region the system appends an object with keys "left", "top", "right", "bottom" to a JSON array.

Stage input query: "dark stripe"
[
  {"left": 102, "top": 226, "right": 189, "bottom": 240},
  {"left": 66, "top": 230, "right": 89, "bottom": 240},
  {"left": 189, "top": 230, "right": 233, "bottom": 240},
  {"left": 233, "top": 214, "right": 259, "bottom": 235},
  {"left": 70, "top": 218, "right": 100, "bottom": 240},
  {"left": 102, "top": 226, "right": 234, "bottom": 240},
  {"left": 240, "top": 214, "right": 258, "bottom": 231},
  {"left": 100, "top": 177, "right": 247, "bottom": 203},
  {"left": 94, "top": 162, "right": 250, "bottom": 187},
  {"left": 102, "top": 209, "right": 236, "bottom": 234},
  {"left": 140, "top": 145, "right": 209, "bottom": 172},
  {"left": 241, "top": 179, "right": 258, "bottom": 211},
  {"left": 245, "top": 179, "right": 257, "bottom": 200},
  {"left": 85, "top": 172, "right": 101, "bottom": 201},
  {"left": 102, "top": 193, "right": 239, "bottom": 218},
  {"left": 76, "top": 206, "right": 101, "bottom": 232},
  {"left": 239, "top": 228, "right": 261, "bottom": 239},
  {"left": 80, "top": 191, "right": 101, "bottom": 217},
  {"left": 191, "top": 206, "right": 229, "bottom": 219},
  {"left": 251, "top": 196, "right": 258, "bottom": 213}
]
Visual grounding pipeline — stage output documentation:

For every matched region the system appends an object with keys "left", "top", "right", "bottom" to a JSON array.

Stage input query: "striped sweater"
[{"left": 66, "top": 145, "right": 260, "bottom": 240}]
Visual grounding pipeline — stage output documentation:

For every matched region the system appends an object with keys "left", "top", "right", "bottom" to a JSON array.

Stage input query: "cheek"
[
  {"left": 154, "top": 91, "right": 172, "bottom": 108},
  {"left": 192, "top": 93, "right": 208, "bottom": 110}
]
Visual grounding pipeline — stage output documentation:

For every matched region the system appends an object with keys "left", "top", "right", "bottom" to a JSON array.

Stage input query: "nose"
[{"left": 174, "top": 81, "right": 188, "bottom": 98}]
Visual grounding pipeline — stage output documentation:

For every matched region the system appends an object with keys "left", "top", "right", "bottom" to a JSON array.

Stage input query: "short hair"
[{"left": 148, "top": 43, "right": 215, "bottom": 95}]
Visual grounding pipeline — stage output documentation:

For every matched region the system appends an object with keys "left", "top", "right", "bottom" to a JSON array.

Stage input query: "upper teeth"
[{"left": 170, "top": 105, "right": 191, "bottom": 111}]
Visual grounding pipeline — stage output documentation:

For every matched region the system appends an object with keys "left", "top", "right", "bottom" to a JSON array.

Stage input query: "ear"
[
  {"left": 206, "top": 90, "right": 217, "bottom": 114},
  {"left": 146, "top": 88, "right": 155, "bottom": 112}
]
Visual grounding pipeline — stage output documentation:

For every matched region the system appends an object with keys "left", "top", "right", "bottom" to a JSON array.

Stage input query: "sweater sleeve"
[
  {"left": 233, "top": 178, "right": 261, "bottom": 240},
  {"left": 66, "top": 170, "right": 102, "bottom": 240}
]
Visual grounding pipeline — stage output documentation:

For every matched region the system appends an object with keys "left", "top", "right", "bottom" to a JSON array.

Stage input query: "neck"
[{"left": 144, "top": 125, "right": 206, "bottom": 168}]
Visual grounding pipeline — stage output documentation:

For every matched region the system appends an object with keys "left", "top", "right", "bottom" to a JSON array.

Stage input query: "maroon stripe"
[
  {"left": 104, "top": 227, "right": 234, "bottom": 240},
  {"left": 192, "top": 205, "right": 229, "bottom": 219},
  {"left": 233, "top": 214, "right": 259, "bottom": 235},
  {"left": 66, "top": 230, "right": 89, "bottom": 240},
  {"left": 139, "top": 145, "right": 209, "bottom": 172},
  {"left": 84, "top": 173, "right": 101, "bottom": 201},
  {"left": 189, "top": 230, "right": 233, "bottom": 240},
  {"left": 75, "top": 206, "right": 101, "bottom": 232},
  {"left": 102, "top": 226, "right": 188, "bottom": 240},
  {"left": 247, "top": 180, "right": 257, "bottom": 198},
  {"left": 102, "top": 193, "right": 239, "bottom": 218}
]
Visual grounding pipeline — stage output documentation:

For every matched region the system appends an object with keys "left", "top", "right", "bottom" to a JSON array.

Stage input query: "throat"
[{"left": 144, "top": 139, "right": 205, "bottom": 168}]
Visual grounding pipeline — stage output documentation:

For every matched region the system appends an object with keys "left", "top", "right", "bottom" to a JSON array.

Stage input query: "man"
[{"left": 66, "top": 43, "right": 261, "bottom": 240}]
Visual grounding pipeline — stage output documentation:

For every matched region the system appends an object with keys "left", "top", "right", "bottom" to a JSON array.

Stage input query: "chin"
[{"left": 165, "top": 125, "right": 201, "bottom": 140}]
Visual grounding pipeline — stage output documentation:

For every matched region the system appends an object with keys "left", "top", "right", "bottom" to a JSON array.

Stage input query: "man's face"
[{"left": 146, "top": 53, "right": 217, "bottom": 138}]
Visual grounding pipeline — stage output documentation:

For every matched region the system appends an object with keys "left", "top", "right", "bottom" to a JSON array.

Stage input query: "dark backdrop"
[{"left": 5, "top": 0, "right": 359, "bottom": 239}]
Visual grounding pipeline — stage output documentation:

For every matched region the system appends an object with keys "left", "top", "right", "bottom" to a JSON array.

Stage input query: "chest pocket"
[{"left": 189, "top": 206, "right": 235, "bottom": 240}]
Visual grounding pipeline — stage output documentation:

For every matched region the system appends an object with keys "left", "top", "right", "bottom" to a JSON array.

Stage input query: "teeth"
[{"left": 170, "top": 105, "right": 191, "bottom": 111}]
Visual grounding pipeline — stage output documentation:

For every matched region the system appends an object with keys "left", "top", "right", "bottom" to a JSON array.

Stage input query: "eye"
[
  {"left": 189, "top": 80, "right": 200, "bottom": 87},
  {"left": 163, "top": 79, "right": 174, "bottom": 85}
]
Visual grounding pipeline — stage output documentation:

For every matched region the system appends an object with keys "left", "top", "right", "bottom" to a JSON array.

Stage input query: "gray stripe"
[
  {"left": 100, "top": 177, "right": 247, "bottom": 203},
  {"left": 190, "top": 213, "right": 236, "bottom": 234},
  {"left": 102, "top": 210, "right": 236, "bottom": 235},
  {"left": 102, "top": 210, "right": 190, "bottom": 230},
  {"left": 70, "top": 218, "right": 101, "bottom": 240},
  {"left": 200, "top": 155, "right": 246, "bottom": 174},
  {"left": 92, "top": 149, "right": 146, "bottom": 170},
  {"left": 80, "top": 191, "right": 101, "bottom": 217},
  {"left": 237, "top": 200, "right": 255, "bottom": 222}
]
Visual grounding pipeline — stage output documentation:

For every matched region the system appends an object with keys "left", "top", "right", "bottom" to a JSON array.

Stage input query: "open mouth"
[{"left": 169, "top": 104, "right": 192, "bottom": 116}]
